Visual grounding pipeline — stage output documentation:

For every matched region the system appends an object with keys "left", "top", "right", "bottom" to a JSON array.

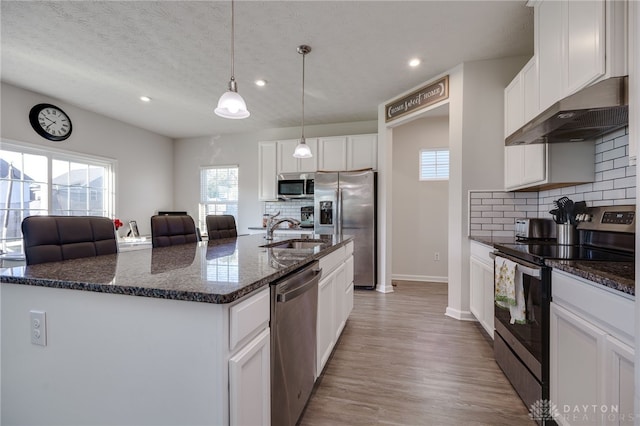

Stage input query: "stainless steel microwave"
[{"left": 277, "top": 173, "right": 314, "bottom": 199}]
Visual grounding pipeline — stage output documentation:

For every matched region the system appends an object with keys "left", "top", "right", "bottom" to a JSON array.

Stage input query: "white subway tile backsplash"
[
  {"left": 602, "top": 168, "right": 626, "bottom": 180},
  {"left": 613, "top": 156, "right": 629, "bottom": 169},
  {"left": 482, "top": 211, "right": 505, "bottom": 218},
  {"left": 583, "top": 191, "right": 603, "bottom": 201},
  {"left": 515, "top": 192, "right": 538, "bottom": 198},
  {"left": 595, "top": 160, "right": 614, "bottom": 172},
  {"left": 614, "top": 176, "right": 636, "bottom": 189},
  {"left": 481, "top": 198, "right": 504, "bottom": 205},
  {"left": 602, "top": 146, "right": 626, "bottom": 161},
  {"left": 614, "top": 134, "right": 629, "bottom": 148},
  {"left": 469, "top": 128, "right": 635, "bottom": 238},
  {"left": 592, "top": 180, "right": 614, "bottom": 191},
  {"left": 596, "top": 139, "right": 614, "bottom": 153}
]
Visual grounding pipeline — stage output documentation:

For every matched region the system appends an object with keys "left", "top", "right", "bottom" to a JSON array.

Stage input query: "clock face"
[{"left": 29, "top": 103, "right": 73, "bottom": 141}]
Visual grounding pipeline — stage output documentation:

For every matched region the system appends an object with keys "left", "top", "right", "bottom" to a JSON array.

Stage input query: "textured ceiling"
[{"left": 1, "top": 1, "right": 533, "bottom": 139}]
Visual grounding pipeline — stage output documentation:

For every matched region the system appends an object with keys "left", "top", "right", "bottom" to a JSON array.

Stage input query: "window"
[
  {"left": 0, "top": 142, "right": 115, "bottom": 254},
  {"left": 419, "top": 148, "right": 449, "bottom": 181},
  {"left": 199, "top": 165, "right": 239, "bottom": 232}
]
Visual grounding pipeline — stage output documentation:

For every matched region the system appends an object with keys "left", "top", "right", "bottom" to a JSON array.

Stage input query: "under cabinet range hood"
[{"left": 505, "top": 76, "right": 628, "bottom": 146}]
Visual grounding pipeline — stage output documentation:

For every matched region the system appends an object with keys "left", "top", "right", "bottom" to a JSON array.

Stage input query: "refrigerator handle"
[{"left": 337, "top": 188, "right": 343, "bottom": 235}]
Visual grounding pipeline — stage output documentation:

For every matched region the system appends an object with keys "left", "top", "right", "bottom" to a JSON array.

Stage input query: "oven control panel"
[
  {"left": 577, "top": 205, "right": 636, "bottom": 233},
  {"left": 601, "top": 211, "right": 635, "bottom": 225}
]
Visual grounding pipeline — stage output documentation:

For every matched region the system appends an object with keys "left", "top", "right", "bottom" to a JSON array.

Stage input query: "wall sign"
[{"left": 385, "top": 75, "right": 449, "bottom": 122}]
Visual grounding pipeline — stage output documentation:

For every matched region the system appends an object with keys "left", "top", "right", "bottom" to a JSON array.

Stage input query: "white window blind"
[
  {"left": 199, "top": 165, "right": 239, "bottom": 232},
  {"left": 419, "top": 148, "right": 449, "bottom": 181}
]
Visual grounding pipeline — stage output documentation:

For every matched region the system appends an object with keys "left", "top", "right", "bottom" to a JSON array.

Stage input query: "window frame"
[
  {"left": 0, "top": 139, "right": 117, "bottom": 253},
  {"left": 419, "top": 147, "right": 450, "bottom": 181},
  {"left": 199, "top": 165, "right": 239, "bottom": 233}
]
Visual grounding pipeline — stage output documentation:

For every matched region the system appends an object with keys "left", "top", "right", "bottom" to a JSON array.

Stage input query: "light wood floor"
[{"left": 299, "top": 281, "right": 534, "bottom": 426}]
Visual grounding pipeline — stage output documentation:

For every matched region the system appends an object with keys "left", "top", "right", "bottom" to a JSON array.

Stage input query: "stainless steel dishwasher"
[{"left": 271, "top": 260, "right": 321, "bottom": 426}]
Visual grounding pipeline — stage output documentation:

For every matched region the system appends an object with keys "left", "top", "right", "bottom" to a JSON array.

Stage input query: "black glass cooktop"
[{"left": 494, "top": 240, "right": 635, "bottom": 265}]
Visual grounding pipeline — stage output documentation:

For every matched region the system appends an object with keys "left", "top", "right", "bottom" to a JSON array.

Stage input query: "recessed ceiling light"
[
  {"left": 140, "top": 96, "right": 151, "bottom": 102},
  {"left": 409, "top": 58, "right": 421, "bottom": 67},
  {"left": 255, "top": 79, "right": 267, "bottom": 87}
]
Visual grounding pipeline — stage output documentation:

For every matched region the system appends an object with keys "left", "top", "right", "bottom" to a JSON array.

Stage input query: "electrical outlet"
[
  {"left": 30, "top": 310, "right": 47, "bottom": 346},
  {"left": 434, "top": 252, "right": 440, "bottom": 261}
]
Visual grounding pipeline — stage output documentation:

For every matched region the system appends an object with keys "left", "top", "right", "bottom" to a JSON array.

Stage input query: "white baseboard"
[
  {"left": 445, "top": 306, "right": 476, "bottom": 321},
  {"left": 391, "top": 274, "right": 448, "bottom": 283}
]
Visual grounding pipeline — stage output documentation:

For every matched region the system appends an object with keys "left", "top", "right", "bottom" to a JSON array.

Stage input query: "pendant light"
[
  {"left": 293, "top": 45, "right": 312, "bottom": 158},
  {"left": 215, "top": 0, "right": 250, "bottom": 119}
]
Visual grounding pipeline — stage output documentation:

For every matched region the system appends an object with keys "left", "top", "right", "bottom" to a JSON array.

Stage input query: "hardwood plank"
[{"left": 299, "top": 281, "right": 534, "bottom": 425}]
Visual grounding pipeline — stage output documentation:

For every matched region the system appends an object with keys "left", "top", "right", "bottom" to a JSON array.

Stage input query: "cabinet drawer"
[
  {"left": 319, "top": 246, "right": 346, "bottom": 275},
  {"left": 470, "top": 240, "right": 494, "bottom": 266},
  {"left": 552, "top": 270, "right": 634, "bottom": 346},
  {"left": 229, "top": 288, "right": 270, "bottom": 352}
]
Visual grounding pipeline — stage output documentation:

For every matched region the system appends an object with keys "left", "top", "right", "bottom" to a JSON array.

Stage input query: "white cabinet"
[
  {"left": 504, "top": 141, "right": 594, "bottom": 191},
  {"left": 550, "top": 302, "right": 605, "bottom": 424},
  {"left": 536, "top": 0, "right": 626, "bottom": 113},
  {"left": 504, "top": 72, "right": 524, "bottom": 138},
  {"left": 277, "top": 138, "right": 318, "bottom": 174},
  {"left": 504, "top": 144, "right": 546, "bottom": 190},
  {"left": 317, "top": 263, "right": 339, "bottom": 374},
  {"left": 316, "top": 242, "right": 354, "bottom": 377},
  {"left": 228, "top": 287, "right": 271, "bottom": 426},
  {"left": 564, "top": 0, "right": 605, "bottom": 96},
  {"left": 258, "top": 141, "right": 278, "bottom": 201},
  {"left": 550, "top": 270, "right": 634, "bottom": 425},
  {"left": 318, "top": 136, "right": 348, "bottom": 171},
  {"left": 469, "top": 241, "right": 494, "bottom": 339},
  {"left": 318, "top": 134, "right": 377, "bottom": 171},
  {"left": 229, "top": 328, "right": 270, "bottom": 426},
  {"left": 346, "top": 134, "right": 377, "bottom": 171},
  {"left": 537, "top": 0, "right": 565, "bottom": 113}
]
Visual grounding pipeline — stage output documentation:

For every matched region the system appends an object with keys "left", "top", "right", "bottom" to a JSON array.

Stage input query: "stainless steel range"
[{"left": 491, "top": 205, "right": 635, "bottom": 424}]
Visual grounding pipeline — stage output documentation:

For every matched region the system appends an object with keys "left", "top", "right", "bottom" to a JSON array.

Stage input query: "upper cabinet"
[
  {"left": 505, "top": 141, "right": 594, "bottom": 191},
  {"left": 318, "top": 136, "right": 348, "bottom": 171},
  {"left": 536, "top": 0, "right": 627, "bottom": 114},
  {"left": 259, "top": 133, "right": 377, "bottom": 200},
  {"left": 258, "top": 141, "right": 278, "bottom": 201},
  {"left": 508, "top": 0, "right": 627, "bottom": 137},
  {"left": 318, "top": 134, "right": 378, "bottom": 171},
  {"left": 277, "top": 138, "right": 318, "bottom": 174}
]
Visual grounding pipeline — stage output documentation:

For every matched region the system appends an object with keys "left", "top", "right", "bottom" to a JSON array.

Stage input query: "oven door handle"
[{"left": 490, "top": 251, "right": 542, "bottom": 278}]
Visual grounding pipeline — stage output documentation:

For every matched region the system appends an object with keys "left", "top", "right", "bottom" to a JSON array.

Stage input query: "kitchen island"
[{"left": 1, "top": 233, "right": 354, "bottom": 426}]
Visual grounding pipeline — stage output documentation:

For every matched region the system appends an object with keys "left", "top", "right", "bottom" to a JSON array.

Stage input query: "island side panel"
[{"left": 1, "top": 283, "right": 229, "bottom": 426}]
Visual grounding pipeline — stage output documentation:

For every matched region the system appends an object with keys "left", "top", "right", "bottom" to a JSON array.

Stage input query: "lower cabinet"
[
  {"left": 550, "top": 270, "right": 634, "bottom": 426},
  {"left": 317, "top": 242, "right": 354, "bottom": 377},
  {"left": 469, "top": 241, "right": 494, "bottom": 338},
  {"left": 228, "top": 287, "right": 271, "bottom": 426},
  {"left": 229, "top": 328, "right": 270, "bottom": 426}
]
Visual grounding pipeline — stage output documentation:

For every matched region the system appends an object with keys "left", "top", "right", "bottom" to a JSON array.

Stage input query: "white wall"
[
  {"left": 0, "top": 83, "right": 174, "bottom": 236},
  {"left": 377, "top": 56, "right": 528, "bottom": 304},
  {"left": 173, "top": 121, "right": 377, "bottom": 234},
  {"left": 392, "top": 115, "right": 449, "bottom": 282},
  {"left": 447, "top": 57, "right": 529, "bottom": 320}
]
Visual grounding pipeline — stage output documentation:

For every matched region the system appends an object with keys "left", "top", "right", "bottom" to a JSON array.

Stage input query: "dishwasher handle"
[
  {"left": 277, "top": 274, "right": 320, "bottom": 303},
  {"left": 275, "top": 262, "right": 322, "bottom": 303}
]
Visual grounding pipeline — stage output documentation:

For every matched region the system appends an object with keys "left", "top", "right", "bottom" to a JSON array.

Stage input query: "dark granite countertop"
[
  {"left": 546, "top": 259, "right": 635, "bottom": 298},
  {"left": 0, "top": 233, "right": 353, "bottom": 304},
  {"left": 468, "top": 236, "right": 635, "bottom": 298}
]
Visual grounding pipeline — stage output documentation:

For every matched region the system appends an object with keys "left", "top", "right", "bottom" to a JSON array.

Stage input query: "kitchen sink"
[{"left": 261, "top": 239, "right": 327, "bottom": 250}]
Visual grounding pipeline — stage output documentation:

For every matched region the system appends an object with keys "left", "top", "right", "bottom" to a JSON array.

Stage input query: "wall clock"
[{"left": 29, "top": 103, "right": 73, "bottom": 141}]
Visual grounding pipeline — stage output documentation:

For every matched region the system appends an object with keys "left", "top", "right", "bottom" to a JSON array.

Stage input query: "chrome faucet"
[{"left": 266, "top": 217, "right": 301, "bottom": 240}]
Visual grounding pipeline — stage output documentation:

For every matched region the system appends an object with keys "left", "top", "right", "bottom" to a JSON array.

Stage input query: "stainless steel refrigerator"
[{"left": 314, "top": 170, "right": 376, "bottom": 289}]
